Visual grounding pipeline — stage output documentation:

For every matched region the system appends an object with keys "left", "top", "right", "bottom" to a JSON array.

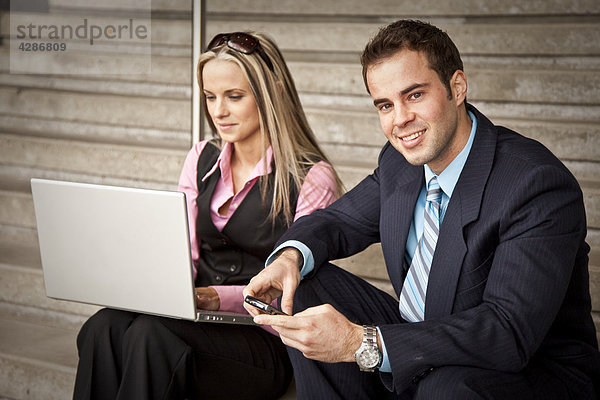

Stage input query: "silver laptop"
[{"left": 30, "top": 178, "right": 254, "bottom": 325}]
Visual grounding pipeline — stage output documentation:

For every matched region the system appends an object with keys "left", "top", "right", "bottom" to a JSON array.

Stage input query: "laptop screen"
[{"left": 31, "top": 179, "right": 198, "bottom": 321}]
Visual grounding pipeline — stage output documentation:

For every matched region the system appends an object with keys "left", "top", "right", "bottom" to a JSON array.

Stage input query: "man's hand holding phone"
[{"left": 242, "top": 247, "right": 302, "bottom": 316}]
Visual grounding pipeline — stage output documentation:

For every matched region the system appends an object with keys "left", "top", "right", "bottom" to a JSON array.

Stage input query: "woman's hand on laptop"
[{"left": 195, "top": 287, "right": 220, "bottom": 310}]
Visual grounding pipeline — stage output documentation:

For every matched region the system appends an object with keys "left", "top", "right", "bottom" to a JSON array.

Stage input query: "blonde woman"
[{"left": 74, "top": 31, "right": 343, "bottom": 400}]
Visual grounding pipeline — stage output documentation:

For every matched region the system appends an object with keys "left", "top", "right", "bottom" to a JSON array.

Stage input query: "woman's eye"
[{"left": 229, "top": 95, "right": 243, "bottom": 100}]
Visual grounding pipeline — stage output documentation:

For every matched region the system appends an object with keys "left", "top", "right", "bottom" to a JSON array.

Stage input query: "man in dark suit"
[{"left": 243, "top": 20, "right": 600, "bottom": 399}]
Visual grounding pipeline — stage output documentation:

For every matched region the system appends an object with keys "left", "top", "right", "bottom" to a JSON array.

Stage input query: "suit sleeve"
[{"left": 275, "top": 145, "right": 395, "bottom": 273}]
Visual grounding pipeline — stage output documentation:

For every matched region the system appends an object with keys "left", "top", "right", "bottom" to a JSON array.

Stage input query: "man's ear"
[{"left": 451, "top": 70, "right": 467, "bottom": 106}]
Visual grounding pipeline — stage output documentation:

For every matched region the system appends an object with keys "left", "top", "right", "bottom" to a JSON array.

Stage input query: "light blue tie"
[{"left": 399, "top": 177, "right": 443, "bottom": 322}]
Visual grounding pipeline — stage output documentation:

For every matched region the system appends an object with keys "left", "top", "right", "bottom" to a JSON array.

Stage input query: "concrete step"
[
  {"left": 306, "top": 107, "right": 600, "bottom": 163},
  {"left": 0, "top": 73, "right": 190, "bottom": 100},
  {"left": 0, "top": 113, "right": 190, "bottom": 151},
  {"left": 0, "top": 133, "right": 187, "bottom": 185},
  {"left": 206, "top": 0, "right": 600, "bottom": 16},
  {"left": 0, "top": 87, "right": 190, "bottom": 131},
  {"left": 0, "top": 165, "right": 183, "bottom": 194},
  {"left": 0, "top": 223, "right": 101, "bottom": 327},
  {"left": 0, "top": 191, "right": 35, "bottom": 229},
  {"left": 3, "top": 51, "right": 598, "bottom": 112},
  {"left": 52, "top": 0, "right": 191, "bottom": 13},
  {"left": 0, "top": 262, "right": 100, "bottom": 328},
  {"left": 287, "top": 61, "right": 600, "bottom": 104},
  {"left": 0, "top": 92, "right": 597, "bottom": 183},
  {"left": 0, "top": 47, "right": 191, "bottom": 84},
  {"left": 203, "top": 20, "right": 600, "bottom": 56},
  {"left": 44, "top": 0, "right": 600, "bottom": 16},
  {"left": 0, "top": 313, "right": 80, "bottom": 400},
  {"left": 0, "top": 225, "right": 39, "bottom": 267},
  {"left": 3, "top": 70, "right": 596, "bottom": 160}
]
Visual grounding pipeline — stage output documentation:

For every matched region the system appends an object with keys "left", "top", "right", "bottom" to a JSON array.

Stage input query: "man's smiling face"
[{"left": 367, "top": 49, "right": 468, "bottom": 174}]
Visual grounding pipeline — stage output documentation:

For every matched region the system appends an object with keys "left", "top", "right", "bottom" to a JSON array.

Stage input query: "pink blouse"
[{"left": 177, "top": 140, "right": 339, "bottom": 318}]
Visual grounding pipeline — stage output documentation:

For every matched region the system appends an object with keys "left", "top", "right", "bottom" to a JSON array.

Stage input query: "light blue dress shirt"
[{"left": 266, "top": 111, "right": 477, "bottom": 373}]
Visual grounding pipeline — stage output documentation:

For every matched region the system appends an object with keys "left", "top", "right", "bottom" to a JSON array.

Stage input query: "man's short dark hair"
[{"left": 361, "top": 19, "right": 464, "bottom": 98}]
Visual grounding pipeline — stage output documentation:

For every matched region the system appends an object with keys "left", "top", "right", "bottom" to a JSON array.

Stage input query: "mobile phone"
[{"left": 244, "top": 295, "right": 288, "bottom": 316}]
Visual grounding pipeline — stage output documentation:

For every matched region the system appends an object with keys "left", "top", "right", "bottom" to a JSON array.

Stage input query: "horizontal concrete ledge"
[
  {"left": 0, "top": 48, "right": 192, "bottom": 85},
  {"left": 0, "top": 190, "right": 34, "bottom": 228},
  {"left": 0, "top": 224, "right": 37, "bottom": 248},
  {"left": 0, "top": 354, "right": 76, "bottom": 400},
  {"left": 43, "top": 0, "right": 600, "bottom": 16},
  {"left": 0, "top": 134, "right": 187, "bottom": 185},
  {"left": 290, "top": 63, "right": 600, "bottom": 103},
  {"left": 7, "top": 54, "right": 599, "bottom": 105},
  {"left": 306, "top": 108, "right": 600, "bottom": 163},
  {"left": 0, "top": 313, "right": 79, "bottom": 368},
  {"left": 0, "top": 263, "right": 101, "bottom": 318},
  {"left": 301, "top": 94, "right": 600, "bottom": 124},
  {"left": 0, "top": 114, "right": 191, "bottom": 151},
  {"left": 0, "top": 73, "right": 191, "bottom": 100},
  {"left": 0, "top": 165, "right": 181, "bottom": 193},
  {"left": 0, "top": 314, "right": 78, "bottom": 400},
  {"left": 0, "top": 232, "right": 41, "bottom": 269},
  {"left": 0, "top": 301, "right": 93, "bottom": 332},
  {"left": 0, "top": 87, "right": 191, "bottom": 131},
  {"left": 206, "top": 20, "right": 600, "bottom": 56},
  {"left": 207, "top": 0, "right": 600, "bottom": 16},
  {"left": 51, "top": 0, "right": 191, "bottom": 13}
]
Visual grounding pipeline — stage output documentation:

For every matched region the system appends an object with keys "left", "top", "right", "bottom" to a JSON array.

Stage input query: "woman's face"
[{"left": 202, "top": 59, "right": 262, "bottom": 148}]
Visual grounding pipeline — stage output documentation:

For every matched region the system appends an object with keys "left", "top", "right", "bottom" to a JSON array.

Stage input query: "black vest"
[{"left": 194, "top": 142, "right": 298, "bottom": 286}]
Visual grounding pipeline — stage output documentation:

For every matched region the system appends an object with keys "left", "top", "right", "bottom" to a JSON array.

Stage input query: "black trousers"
[
  {"left": 73, "top": 309, "right": 292, "bottom": 400},
  {"left": 289, "top": 263, "right": 577, "bottom": 400}
]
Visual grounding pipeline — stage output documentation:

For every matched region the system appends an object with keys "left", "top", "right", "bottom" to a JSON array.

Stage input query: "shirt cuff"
[
  {"left": 376, "top": 326, "right": 392, "bottom": 373},
  {"left": 266, "top": 240, "right": 315, "bottom": 279}
]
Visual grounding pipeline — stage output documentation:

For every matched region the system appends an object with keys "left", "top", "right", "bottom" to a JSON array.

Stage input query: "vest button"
[
  {"left": 229, "top": 264, "right": 236, "bottom": 272},
  {"left": 215, "top": 275, "right": 222, "bottom": 282}
]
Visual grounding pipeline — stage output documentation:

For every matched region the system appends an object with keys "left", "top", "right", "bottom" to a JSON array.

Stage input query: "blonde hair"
[{"left": 197, "top": 31, "right": 343, "bottom": 224}]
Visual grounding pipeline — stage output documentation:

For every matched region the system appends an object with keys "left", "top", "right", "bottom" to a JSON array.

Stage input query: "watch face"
[{"left": 357, "top": 347, "right": 380, "bottom": 369}]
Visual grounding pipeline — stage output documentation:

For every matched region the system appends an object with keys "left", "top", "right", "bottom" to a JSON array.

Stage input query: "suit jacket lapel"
[
  {"left": 424, "top": 105, "right": 498, "bottom": 319},
  {"left": 384, "top": 163, "right": 423, "bottom": 296}
]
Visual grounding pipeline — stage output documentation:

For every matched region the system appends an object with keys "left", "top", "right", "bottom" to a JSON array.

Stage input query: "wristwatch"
[{"left": 354, "top": 325, "right": 382, "bottom": 372}]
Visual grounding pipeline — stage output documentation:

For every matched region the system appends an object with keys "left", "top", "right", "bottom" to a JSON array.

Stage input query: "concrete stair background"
[
  {"left": 0, "top": 0, "right": 599, "bottom": 399},
  {"left": 0, "top": 1, "right": 194, "bottom": 398}
]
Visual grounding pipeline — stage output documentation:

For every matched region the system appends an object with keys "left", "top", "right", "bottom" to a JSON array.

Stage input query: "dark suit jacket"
[{"left": 276, "top": 105, "right": 600, "bottom": 396}]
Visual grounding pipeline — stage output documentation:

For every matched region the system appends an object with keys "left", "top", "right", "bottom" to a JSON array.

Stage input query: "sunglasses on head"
[{"left": 207, "top": 32, "right": 275, "bottom": 72}]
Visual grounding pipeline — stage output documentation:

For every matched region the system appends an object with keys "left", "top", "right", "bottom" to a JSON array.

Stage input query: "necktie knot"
[{"left": 426, "top": 177, "right": 442, "bottom": 204}]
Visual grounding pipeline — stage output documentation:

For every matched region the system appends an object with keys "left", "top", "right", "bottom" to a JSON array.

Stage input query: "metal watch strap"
[
  {"left": 365, "top": 325, "right": 376, "bottom": 347},
  {"left": 354, "top": 325, "right": 381, "bottom": 372}
]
